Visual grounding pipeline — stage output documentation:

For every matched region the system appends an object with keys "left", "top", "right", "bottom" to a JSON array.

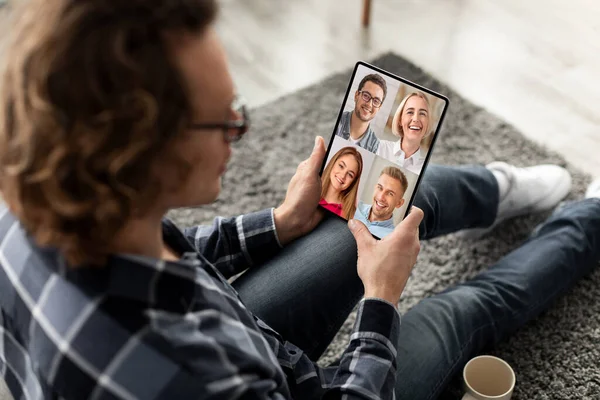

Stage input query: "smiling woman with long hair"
[{"left": 320, "top": 146, "right": 364, "bottom": 219}]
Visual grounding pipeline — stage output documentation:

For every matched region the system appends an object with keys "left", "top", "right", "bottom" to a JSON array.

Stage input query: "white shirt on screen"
[{"left": 377, "top": 139, "right": 426, "bottom": 175}]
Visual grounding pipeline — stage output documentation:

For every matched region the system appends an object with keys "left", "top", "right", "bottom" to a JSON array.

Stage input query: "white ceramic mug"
[{"left": 462, "top": 355, "right": 516, "bottom": 400}]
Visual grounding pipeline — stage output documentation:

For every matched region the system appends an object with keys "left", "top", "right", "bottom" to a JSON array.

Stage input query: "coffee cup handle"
[{"left": 462, "top": 394, "right": 478, "bottom": 400}]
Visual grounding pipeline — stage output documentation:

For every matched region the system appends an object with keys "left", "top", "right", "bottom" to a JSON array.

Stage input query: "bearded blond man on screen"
[{"left": 354, "top": 166, "right": 409, "bottom": 238}]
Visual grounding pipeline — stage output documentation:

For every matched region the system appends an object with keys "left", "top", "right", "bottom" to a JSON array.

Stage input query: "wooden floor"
[{"left": 217, "top": 0, "right": 600, "bottom": 177}]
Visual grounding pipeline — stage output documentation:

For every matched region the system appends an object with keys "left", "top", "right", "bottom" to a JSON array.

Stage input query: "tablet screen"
[{"left": 319, "top": 61, "right": 449, "bottom": 239}]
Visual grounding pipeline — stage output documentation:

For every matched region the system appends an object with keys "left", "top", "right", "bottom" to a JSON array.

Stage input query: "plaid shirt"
[{"left": 0, "top": 202, "right": 401, "bottom": 399}]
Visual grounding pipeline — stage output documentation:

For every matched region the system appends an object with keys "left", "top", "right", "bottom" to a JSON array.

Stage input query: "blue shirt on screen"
[{"left": 354, "top": 201, "right": 395, "bottom": 238}]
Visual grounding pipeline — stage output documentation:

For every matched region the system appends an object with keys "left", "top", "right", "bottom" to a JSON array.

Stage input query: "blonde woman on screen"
[
  {"left": 320, "top": 146, "right": 363, "bottom": 219},
  {"left": 377, "top": 92, "right": 432, "bottom": 175}
]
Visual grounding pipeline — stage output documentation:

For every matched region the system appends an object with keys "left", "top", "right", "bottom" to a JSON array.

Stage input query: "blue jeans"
[{"left": 233, "top": 165, "right": 600, "bottom": 400}]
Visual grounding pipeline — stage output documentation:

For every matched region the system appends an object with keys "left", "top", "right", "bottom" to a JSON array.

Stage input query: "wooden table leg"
[{"left": 362, "top": 0, "right": 372, "bottom": 27}]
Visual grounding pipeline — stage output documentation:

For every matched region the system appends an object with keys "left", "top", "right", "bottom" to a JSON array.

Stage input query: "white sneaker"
[
  {"left": 586, "top": 179, "right": 600, "bottom": 199},
  {"left": 461, "top": 162, "right": 572, "bottom": 239}
]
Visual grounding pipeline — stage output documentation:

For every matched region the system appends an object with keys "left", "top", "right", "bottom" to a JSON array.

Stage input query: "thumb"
[
  {"left": 348, "top": 219, "right": 375, "bottom": 252},
  {"left": 394, "top": 206, "right": 424, "bottom": 234},
  {"left": 307, "top": 136, "right": 326, "bottom": 173}
]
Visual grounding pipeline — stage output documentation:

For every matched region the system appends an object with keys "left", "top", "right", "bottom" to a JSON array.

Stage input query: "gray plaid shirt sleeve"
[
  {"left": 288, "top": 299, "right": 401, "bottom": 399},
  {"left": 182, "top": 208, "right": 282, "bottom": 279},
  {"left": 147, "top": 298, "right": 401, "bottom": 399}
]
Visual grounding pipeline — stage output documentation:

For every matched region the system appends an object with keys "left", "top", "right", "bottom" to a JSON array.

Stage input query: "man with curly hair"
[{"left": 0, "top": 0, "right": 599, "bottom": 399}]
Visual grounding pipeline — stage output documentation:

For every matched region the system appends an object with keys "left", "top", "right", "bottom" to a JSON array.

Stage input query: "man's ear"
[
  {"left": 395, "top": 198, "right": 405, "bottom": 209},
  {"left": 354, "top": 90, "right": 360, "bottom": 101}
]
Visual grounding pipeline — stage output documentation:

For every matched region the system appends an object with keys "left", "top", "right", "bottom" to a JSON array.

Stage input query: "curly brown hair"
[{"left": 0, "top": 0, "right": 217, "bottom": 267}]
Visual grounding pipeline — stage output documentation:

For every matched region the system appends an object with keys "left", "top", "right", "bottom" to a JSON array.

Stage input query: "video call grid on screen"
[{"left": 319, "top": 61, "right": 449, "bottom": 239}]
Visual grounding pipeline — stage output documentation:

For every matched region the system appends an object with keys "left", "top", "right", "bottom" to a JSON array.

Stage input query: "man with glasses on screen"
[
  {"left": 335, "top": 73, "right": 386, "bottom": 153},
  {"left": 354, "top": 166, "right": 408, "bottom": 238}
]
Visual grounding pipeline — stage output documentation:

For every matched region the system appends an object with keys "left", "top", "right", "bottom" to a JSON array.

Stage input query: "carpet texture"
[{"left": 167, "top": 53, "right": 600, "bottom": 399}]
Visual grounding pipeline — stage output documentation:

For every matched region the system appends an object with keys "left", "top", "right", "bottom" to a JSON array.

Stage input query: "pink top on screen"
[{"left": 319, "top": 198, "right": 343, "bottom": 217}]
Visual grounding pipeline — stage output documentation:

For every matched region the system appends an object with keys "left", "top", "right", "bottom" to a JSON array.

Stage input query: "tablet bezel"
[{"left": 319, "top": 61, "right": 450, "bottom": 238}]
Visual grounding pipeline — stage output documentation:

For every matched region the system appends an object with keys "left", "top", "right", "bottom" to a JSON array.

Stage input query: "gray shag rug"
[
  {"left": 167, "top": 53, "right": 599, "bottom": 399},
  {"left": 168, "top": 53, "right": 600, "bottom": 399}
]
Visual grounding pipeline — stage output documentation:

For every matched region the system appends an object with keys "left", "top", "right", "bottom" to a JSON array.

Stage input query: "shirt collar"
[
  {"left": 363, "top": 204, "right": 394, "bottom": 228},
  {"left": 393, "top": 141, "right": 425, "bottom": 162},
  {"left": 415, "top": 147, "right": 426, "bottom": 160},
  {"left": 349, "top": 111, "right": 372, "bottom": 141},
  {"left": 358, "top": 202, "right": 371, "bottom": 216}
]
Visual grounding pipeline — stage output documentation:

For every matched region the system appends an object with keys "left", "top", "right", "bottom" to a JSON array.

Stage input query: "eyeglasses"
[
  {"left": 358, "top": 90, "right": 383, "bottom": 108},
  {"left": 188, "top": 96, "right": 250, "bottom": 143}
]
